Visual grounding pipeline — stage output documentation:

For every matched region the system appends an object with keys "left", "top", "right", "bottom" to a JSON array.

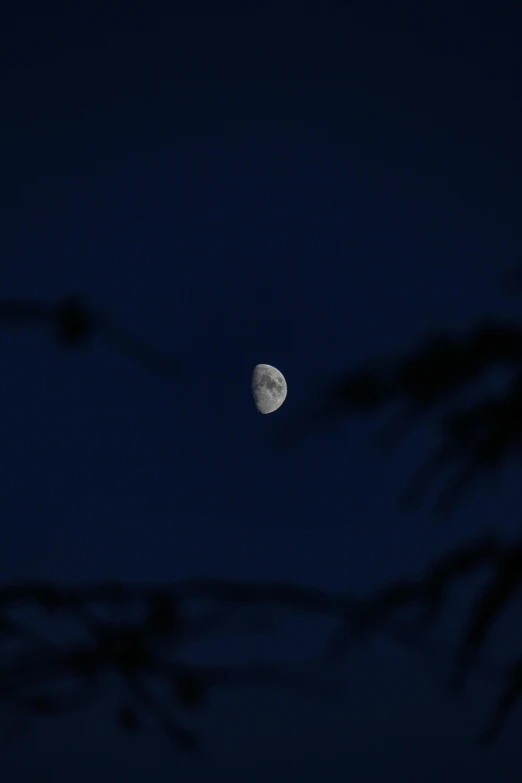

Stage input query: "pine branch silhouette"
[
  {"left": 277, "top": 319, "right": 522, "bottom": 516},
  {"left": 0, "top": 577, "right": 477, "bottom": 751},
  {"left": 399, "top": 381, "right": 522, "bottom": 517},
  {"left": 0, "top": 580, "right": 342, "bottom": 751},
  {"left": 326, "top": 536, "right": 500, "bottom": 659},
  {"left": 274, "top": 295, "right": 522, "bottom": 744},
  {"left": 326, "top": 534, "right": 522, "bottom": 744},
  {"left": 0, "top": 294, "right": 182, "bottom": 377},
  {"left": 1, "top": 564, "right": 521, "bottom": 749},
  {"left": 477, "top": 659, "right": 522, "bottom": 746}
]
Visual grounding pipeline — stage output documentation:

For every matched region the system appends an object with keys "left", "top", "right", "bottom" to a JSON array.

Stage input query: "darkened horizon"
[{"left": 2, "top": 2, "right": 522, "bottom": 781}]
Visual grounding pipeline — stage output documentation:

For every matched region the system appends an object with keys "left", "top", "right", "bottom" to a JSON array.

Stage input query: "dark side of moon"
[{"left": 251, "top": 364, "right": 287, "bottom": 414}]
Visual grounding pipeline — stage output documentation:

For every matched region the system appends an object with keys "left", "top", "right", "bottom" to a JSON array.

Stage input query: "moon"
[{"left": 251, "top": 364, "right": 287, "bottom": 414}]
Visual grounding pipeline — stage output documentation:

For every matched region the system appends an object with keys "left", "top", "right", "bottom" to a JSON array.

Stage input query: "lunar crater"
[{"left": 251, "top": 363, "right": 287, "bottom": 414}]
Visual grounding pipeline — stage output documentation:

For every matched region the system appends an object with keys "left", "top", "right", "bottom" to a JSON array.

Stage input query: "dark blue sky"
[{"left": 2, "top": 2, "right": 522, "bottom": 780}]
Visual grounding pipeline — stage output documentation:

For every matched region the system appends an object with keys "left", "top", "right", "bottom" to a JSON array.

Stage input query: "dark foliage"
[
  {"left": 3, "top": 291, "right": 522, "bottom": 749},
  {"left": 0, "top": 580, "right": 366, "bottom": 749},
  {"left": 0, "top": 576, "right": 486, "bottom": 751},
  {"left": 0, "top": 294, "right": 182, "bottom": 377},
  {"left": 326, "top": 535, "right": 522, "bottom": 745},
  {"left": 2, "top": 554, "right": 522, "bottom": 749},
  {"left": 276, "top": 314, "right": 522, "bottom": 744},
  {"left": 279, "top": 319, "right": 522, "bottom": 517}
]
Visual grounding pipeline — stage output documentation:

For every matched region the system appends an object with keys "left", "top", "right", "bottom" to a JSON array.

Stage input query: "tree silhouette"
[
  {"left": 4, "top": 292, "right": 522, "bottom": 750},
  {"left": 0, "top": 576, "right": 484, "bottom": 751},
  {"left": 279, "top": 318, "right": 522, "bottom": 517},
  {"left": 275, "top": 312, "right": 522, "bottom": 744},
  {"left": 0, "top": 294, "right": 182, "bottom": 377}
]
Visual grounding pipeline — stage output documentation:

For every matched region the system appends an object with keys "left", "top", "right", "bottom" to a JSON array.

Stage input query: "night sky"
[{"left": 2, "top": 2, "right": 522, "bottom": 781}]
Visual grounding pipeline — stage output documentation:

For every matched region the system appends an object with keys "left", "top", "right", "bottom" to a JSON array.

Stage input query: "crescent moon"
[{"left": 251, "top": 364, "right": 287, "bottom": 414}]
